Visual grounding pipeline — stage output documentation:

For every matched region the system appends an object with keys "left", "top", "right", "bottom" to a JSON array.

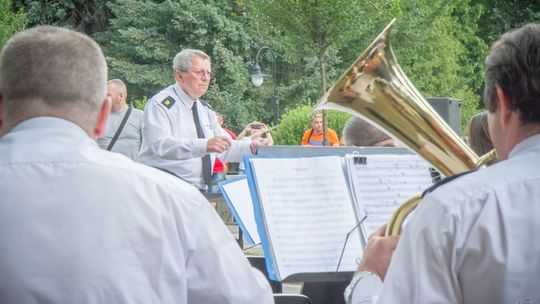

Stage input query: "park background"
[{"left": 2, "top": 0, "right": 539, "bottom": 144}]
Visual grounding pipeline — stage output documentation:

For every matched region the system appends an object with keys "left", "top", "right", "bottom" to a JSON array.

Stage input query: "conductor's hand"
[
  {"left": 249, "top": 137, "right": 272, "bottom": 154},
  {"left": 207, "top": 136, "right": 232, "bottom": 153},
  {"left": 357, "top": 224, "right": 400, "bottom": 280}
]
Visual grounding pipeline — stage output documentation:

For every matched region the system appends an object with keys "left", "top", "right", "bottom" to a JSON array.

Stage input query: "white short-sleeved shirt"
[
  {"left": 138, "top": 83, "right": 252, "bottom": 189},
  {"left": 350, "top": 134, "right": 540, "bottom": 304},
  {"left": 0, "top": 117, "right": 272, "bottom": 304},
  {"left": 97, "top": 105, "right": 144, "bottom": 161}
]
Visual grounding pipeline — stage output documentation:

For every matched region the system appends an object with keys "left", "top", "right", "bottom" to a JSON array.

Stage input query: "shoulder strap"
[
  {"left": 421, "top": 168, "right": 478, "bottom": 198},
  {"left": 307, "top": 129, "right": 314, "bottom": 142},
  {"left": 106, "top": 107, "right": 132, "bottom": 151}
]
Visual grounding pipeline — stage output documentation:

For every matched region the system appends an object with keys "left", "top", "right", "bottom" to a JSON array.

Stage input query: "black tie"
[{"left": 192, "top": 101, "right": 212, "bottom": 186}]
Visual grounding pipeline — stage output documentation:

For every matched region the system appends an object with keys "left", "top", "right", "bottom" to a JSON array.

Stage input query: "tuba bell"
[{"left": 313, "top": 19, "right": 495, "bottom": 236}]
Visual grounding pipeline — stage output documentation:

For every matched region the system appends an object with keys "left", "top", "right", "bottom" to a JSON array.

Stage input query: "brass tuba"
[{"left": 313, "top": 19, "right": 495, "bottom": 236}]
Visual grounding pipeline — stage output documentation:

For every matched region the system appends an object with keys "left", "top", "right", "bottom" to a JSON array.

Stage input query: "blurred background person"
[
  {"left": 97, "top": 79, "right": 144, "bottom": 161},
  {"left": 341, "top": 116, "right": 398, "bottom": 147},
  {"left": 237, "top": 121, "right": 274, "bottom": 175},
  {"left": 301, "top": 113, "right": 339, "bottom": 146},
  {"left": 467, "top": 111, "right": 497, "bottom": 164},
  {"left": 237, "top": 121, "right": 274, "bottom": 145},
  {"left": 209, "top": 112, "right": 238, "bottom": 194}
]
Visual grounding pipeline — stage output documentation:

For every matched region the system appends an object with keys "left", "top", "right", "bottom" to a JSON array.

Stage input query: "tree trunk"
[{"left": 318, "top": 52, "right": 329, "bottom": 146}]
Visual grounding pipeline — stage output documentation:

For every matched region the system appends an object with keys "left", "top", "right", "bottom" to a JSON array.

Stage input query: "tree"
[
  {"left": 95, "top": 0, "right": 265, "bottom": 131},
  {"left": 242, "top": 0, "right": 391, "bottom": 144},
  {"left": 245, "top": 0, "right": 488, "bottom": 133},
  {"left": 15, "top": 0, "right": 109, "bottom": 34},
  {"left": 372, "top": 0, "right": 487, "bottom": 128},
  {"left": 0, "top": 0, "right": 26, "bottom": 50},
  {"left": 477, "top": 0, "right": 540, "bottom": 45}
]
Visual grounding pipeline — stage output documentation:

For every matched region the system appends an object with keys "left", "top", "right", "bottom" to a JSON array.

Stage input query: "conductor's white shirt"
[
  {"left": 138, "top": 83, "right": 252, "bottom": 189},
  {"left": 0, "top": 117, "right": 272, "bottom": 304},
  {"left": 349, "top": 134, "right": 540, "bottom": 303}
]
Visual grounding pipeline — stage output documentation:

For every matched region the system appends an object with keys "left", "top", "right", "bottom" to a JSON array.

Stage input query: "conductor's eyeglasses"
[{"left": 188, "top": 70, "right": 215, "bottom": 79}]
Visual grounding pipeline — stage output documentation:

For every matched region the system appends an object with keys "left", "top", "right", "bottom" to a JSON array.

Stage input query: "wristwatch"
[{"left": 344, "top": 271, "right": 380, "bottom": 304}]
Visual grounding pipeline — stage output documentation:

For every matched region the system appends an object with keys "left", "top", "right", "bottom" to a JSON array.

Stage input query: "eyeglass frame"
[{"left": 179, "top": 69, "right": 215, "bottom": 80}]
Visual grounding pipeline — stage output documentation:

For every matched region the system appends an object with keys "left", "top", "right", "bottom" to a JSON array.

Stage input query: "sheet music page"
[
  {"left": 220, "top": 178, "right": 261, "bottom": 245},
  {"left": 250, "top": 156, "right": 363, "bottom": 280},
  {"left": 345, "top": 154, "right": 434, "bottom": 238}
]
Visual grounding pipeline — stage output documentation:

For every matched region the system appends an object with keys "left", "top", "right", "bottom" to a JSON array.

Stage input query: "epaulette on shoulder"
[
  {"left": 422, "top": 168, "right": 478, "bottom": 198},
  {"left": 200, "top": 99, "right": 214, "bottom": 111},
  {"left": 161, "top": 96, "right": 176, "bottom": 109}
]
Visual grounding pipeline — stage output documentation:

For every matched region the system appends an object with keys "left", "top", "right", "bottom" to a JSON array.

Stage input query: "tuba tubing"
[{"left": 314, "top": 19, "right": 496, "bottom": 236}]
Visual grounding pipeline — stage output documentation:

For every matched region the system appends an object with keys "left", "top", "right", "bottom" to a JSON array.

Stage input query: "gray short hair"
[
  {"left": 342, "top": 116, "right": 391, "bottom": 147},
  {"left": 108, "top": 79, "right": 127, "bottom": 95},
  {"left": 172, "top": 49, "right": 210, "bottom": 71},
  {"left": 0, "top": 26, "right": 107, "bottom": 127}
]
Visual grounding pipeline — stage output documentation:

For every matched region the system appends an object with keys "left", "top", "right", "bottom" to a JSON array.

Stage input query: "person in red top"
[
  {"left": 301, "top": 113, "right": 339, "bottom": 146},
  {"left": 212, "top": 113, "right": 236, "bottom": 175}
]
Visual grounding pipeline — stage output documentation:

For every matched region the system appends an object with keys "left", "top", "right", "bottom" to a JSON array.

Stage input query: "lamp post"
[{"left": 250, "top": 46, "right": 279, "bottom": 124}]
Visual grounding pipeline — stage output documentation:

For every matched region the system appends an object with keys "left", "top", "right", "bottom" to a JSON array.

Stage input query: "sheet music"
[
  {"left": 250, "top": 156, "right": 363, "bottom": 280},
  {"left": 345, "top": 154, "right": 434, "bottom": 238},
  {"left": 219, "top": 178, "right": 261, "bottom": 245}
]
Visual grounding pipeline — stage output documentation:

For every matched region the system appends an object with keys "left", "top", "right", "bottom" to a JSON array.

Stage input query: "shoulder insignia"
[
  {"left": 200, "top": 99, "right": 214, "bottom": 111},
  {"left": 161, "top": 96, "right": 176, "bottom": 109},
  {"left": 422, "top": 168, "right": 478, "bottom": 198}
]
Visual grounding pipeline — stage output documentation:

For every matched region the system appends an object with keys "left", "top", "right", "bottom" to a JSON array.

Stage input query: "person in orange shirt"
[{"left": 301, "top": 113, "right": 340, "bottom": 146}]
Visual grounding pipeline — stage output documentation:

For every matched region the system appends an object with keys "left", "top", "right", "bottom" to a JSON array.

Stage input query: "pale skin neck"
[
  {"left": 497, "top": 119, "right": 540, "bottom": 160},
  {"left": 179, "top": 84, "right": 199, "bottom": 100},
  {"left": 111, "top": 99, "right": 127, "bottom": 113},
  {"left": 492, "top": 86, "right": 540, "bottom": 160}
]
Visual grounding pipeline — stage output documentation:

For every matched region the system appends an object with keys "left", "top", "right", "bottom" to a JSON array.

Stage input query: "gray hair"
[
  {"left": 484, "top": 23, "right": 540, "bottom": 123},
  {"left": 108, "top": 79, "right": 127, "bottom": 95},
  {"left": 0, "top": 26, "right": 107, "bottom": 130},
  {"left": 342, "top": 116, "right": 391, "bottom": 147},
  {"left": 172, "top": 49, "right": 210, "bottom": 71}
]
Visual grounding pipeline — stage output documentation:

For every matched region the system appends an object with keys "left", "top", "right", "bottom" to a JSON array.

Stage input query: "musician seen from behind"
[
  {"left": 97, "top": 79, "right": 144, "bottom": 161},
  {"left": 341, "top": 116, "right": 398, "bottom": 147},
  {"left": 301, "top": 113, "right": 340, "bottom": 146},
  {"left": 138, "top": 49, "right": 270, "bottom": 192},
  {"left": 346, "top": 23, "right": 540, "bottom": 304},
  {"left": 0, "top": 26, "right": 273, "bottom": 303}
]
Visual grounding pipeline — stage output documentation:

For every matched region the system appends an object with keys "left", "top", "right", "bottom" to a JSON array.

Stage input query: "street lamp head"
[{"left": 250, "top": 62, "right": 264, "bottom": 87}]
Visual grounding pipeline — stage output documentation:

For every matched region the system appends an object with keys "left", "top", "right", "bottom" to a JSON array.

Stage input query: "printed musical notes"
[
  {"left": 250, "top": 156, "right": 363, "bottom": 280},
  {"left": 345, "top": 154, "right": 434, "bottom": 237}
]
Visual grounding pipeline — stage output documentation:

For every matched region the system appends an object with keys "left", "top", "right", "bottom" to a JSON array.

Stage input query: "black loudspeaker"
[{"left": 426, "top": 97, "right": 462, "bottom": 136}]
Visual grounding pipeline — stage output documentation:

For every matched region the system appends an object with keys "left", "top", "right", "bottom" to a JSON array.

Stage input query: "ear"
[
  {"left": 175, "top": 69, "right": 183, "bottom": 83},
  {"left": 495, "top": 86, "right": 512, "bottom": 125},
  {"left": 92, "top": 97, "right": 112, "bottom": 139}
]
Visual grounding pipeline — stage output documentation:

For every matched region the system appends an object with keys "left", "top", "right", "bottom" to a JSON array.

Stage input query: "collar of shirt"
[
  {"left": 172, "top": 83, "right": 196, "bottom": 109},
  {"left": 508, "top": 132, "right": 540, "bottom": 159},
  {"left": 9, "top": 116, "right": 88, "bottom": 138},
  {"left": 114, "top": 105, "right": 129, "bottom": 114}
]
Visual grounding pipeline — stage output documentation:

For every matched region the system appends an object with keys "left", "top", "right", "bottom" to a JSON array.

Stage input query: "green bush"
[
  {"left": 272, "top": 104, "right": 351, "bottom": 145},
  {"left": 130, "top": 96, "right": 148, "bottom": 111}
]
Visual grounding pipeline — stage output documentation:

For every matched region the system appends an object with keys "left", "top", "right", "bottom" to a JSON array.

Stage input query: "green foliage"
[
  {"left": 16, "top": 0, "right": 109, "bottom": 34},
  {"left": 383, "top": 0, "right": 487, "bottom": 130},
  {"left": 130, "top": 96, "right": 147, "bottom": 111},
  {"left": 9, "top": 0, "right": 538, "bottom": 138},
  {"left": 272, "top": 104, "right": 350, "bottom": 145},
  {"left": 477, "top": 0, "right": 540, "bottom": 45},
  {"left": 0, "top": 0, "right": 26, "bottom": 50},
  {"left": 94, "top": 0, "right": 267, "bottom": 131}
]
